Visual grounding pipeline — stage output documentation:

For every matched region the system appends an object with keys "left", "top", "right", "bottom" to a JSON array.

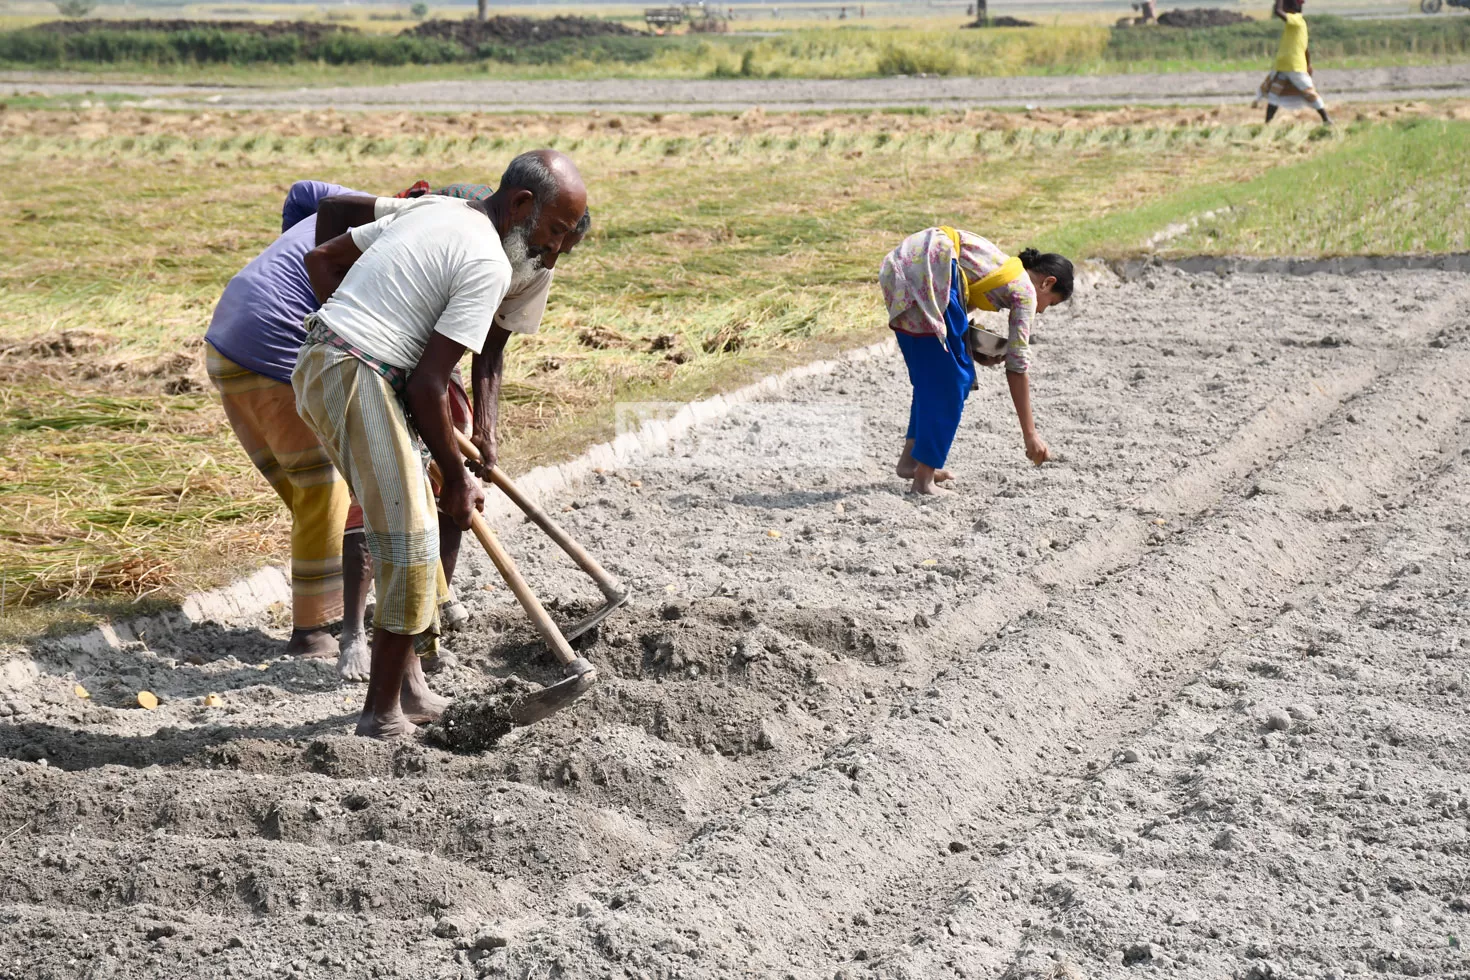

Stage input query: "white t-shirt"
[
  {"left": 373, "top": 195, "right": 553, "bottom": 338},
  {"left": 316, "top": 198, "right": 509, "bottom": 370}
]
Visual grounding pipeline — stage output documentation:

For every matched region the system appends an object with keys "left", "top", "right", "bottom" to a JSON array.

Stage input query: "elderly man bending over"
[{"left": 295, "top": 150, "right": 588, "bottom": 739}]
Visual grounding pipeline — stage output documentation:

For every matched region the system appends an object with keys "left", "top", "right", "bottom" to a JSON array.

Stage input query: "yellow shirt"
[{"left": 1274, "top": 12, "right": 1309, "bottom": 74}]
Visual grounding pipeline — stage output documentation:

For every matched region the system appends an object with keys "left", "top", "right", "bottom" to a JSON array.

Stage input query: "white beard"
[{"left": 501, "top": 224, "right": 545, "bottom": 294}]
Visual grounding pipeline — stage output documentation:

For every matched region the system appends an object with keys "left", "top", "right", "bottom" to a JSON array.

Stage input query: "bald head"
[
  {"left": 491, "top": 149, "right": 588, "bottom": 274},
  {"left": 502, "top": 150, "right": 586, "bottom": 209}
]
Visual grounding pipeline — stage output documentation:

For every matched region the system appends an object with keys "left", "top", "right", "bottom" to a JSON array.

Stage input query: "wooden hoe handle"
[
  {"left": 428, "top": 459, "right": 579, "bottom": 669},
  {"left": 453, "top": 430, "right": 623, "bottom": 597},
  {"left": 464, "top": 511, "right": 579, "bottom": 669}
]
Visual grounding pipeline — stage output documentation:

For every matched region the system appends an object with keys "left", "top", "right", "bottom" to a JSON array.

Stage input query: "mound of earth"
[
  {"left": 962, "top": 15, "right": 1037, "bottom": 28},
  {"left": 25, "top": 15, "right": 644, "bottom": 49},
  {"left": 401, "top": 15, "right": 645, "bottom": 50},
  {"left": 1157, "top": 7, "right": 1253, "bottom": 27},
  {"left": 28, "top": 18, "right": 358, "bottom": 41}
]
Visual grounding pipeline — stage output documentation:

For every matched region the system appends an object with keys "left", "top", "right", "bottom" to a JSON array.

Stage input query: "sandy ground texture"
[
  {"left": 4, "top": 64, "right": 1470, "bottom": 112},
  {"left": 3, "top": 266, "right": 1470, "bottom": 979}
]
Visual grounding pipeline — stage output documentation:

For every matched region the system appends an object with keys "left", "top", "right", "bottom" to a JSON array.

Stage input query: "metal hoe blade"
[
  {"left": 563, "top": 588, "right": 630, "bottom": 641},
  {"left": 506, "top": 657, "right": 598, "bottom": 726}
]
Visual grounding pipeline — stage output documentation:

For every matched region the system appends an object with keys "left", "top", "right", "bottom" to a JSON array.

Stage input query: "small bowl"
[{"left": 966, "top": 326, "right": 1008, "bottom": 359}]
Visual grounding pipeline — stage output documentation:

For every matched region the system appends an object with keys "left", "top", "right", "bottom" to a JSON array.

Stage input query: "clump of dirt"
[
  {"left": 963, "top": 15, "right": 1037, "bottom": 28},
  {"left": 1, "top": 329, "right": 112, "bottom": 360},
  {"left": 402, "top": 16, "right": 645, "bottom": 51},
  {"left": 28, "top": 19, "right": 359, "bottom": 42},
  {"left": 425, "top": 693, "right": 518, "bottom": 752},
  {"left": 1157, "top": 7, "right": 1253, "bottom": 27}
]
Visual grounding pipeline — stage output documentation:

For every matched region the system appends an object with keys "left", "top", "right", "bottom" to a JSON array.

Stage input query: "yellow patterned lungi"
[{"left": 205, "top": 343, "right": 347, "bottom": 630}]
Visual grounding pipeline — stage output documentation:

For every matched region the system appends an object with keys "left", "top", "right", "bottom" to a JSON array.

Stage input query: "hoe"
[
  {"left": 429, "top": 432, "right": 628, "bottom": 725},
  {"left": 455, "top": 429, "right": 629, "bottom": 641}
]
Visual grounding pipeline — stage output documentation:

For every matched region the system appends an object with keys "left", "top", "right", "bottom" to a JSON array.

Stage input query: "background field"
[
  {"left": 3, "top": 4, "right": 1469, "bottom": 81},
  {"left": 1, "top": 101, "right": 1466, "bottom": 638}
]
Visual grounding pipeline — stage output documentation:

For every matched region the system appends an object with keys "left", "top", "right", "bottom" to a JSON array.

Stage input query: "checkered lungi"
[
  {"left": 292, "top": 316, "right": 449, "bottom": 638},
  {"left": 343, "top": 368, "right": 470, "bottom": 534},
  {"left": 1258, "top": 70, "right": 1326, "bottom": 111}
]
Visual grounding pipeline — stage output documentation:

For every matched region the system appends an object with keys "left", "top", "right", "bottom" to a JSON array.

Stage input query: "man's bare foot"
[
  {"left": 355, "top": 707, "right": 418, "bottom": 740},
  {"left": 440, "top": 599, "right": 469, "bottom": 632},
  {"left": 287, "top": 628, "right": 337, "bottom": 660},
  {"left": 401, "top": 687, "right": 450, "bottom": 725},
  {"left": 401, "top": 656, "right": 450, "bottom": 724},
  {"left": 337, "top": 630, "right": 371, "bottom": 683},
  {"left": 421, "top": 647, "right": 460, "bottom": 676}
]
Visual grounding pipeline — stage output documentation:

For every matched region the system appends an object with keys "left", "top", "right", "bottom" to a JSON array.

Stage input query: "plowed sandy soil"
[{"left": 2, "top": 266, "right": 1469, "bottom": 979}]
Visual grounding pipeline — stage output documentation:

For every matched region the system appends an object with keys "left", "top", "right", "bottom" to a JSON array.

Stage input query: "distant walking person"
[{"left": 1255, "top": 0, "right": 1332, "bottom": 126}]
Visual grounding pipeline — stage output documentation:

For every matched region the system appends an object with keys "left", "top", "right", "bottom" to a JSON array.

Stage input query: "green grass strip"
[{"left": 1050, "top": 119, "right": 1470, "bottom": 258}]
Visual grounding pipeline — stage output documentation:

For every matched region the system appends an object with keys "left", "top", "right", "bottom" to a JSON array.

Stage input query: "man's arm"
[
  {"left": 283, "top": 180, "right": 352, "bottom": 233},
  {"left": 303, "top": 232, "right": 363, "bottom": 305},
  {"left": 315, "top": 194, "right": 383, "bottom": 247},
  {"left": 468, "top": 326, "right": 512, "bottom": 472},
  {"left": 406, "top": 333, "right": 484, "bottom": 530}
]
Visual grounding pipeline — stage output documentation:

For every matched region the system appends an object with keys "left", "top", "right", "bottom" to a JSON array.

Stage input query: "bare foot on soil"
[
  {"left": 337, "top": 630, "right": 370, "bottom": 683},
  {"left": 909, "top": 475, "right": 953, "bottom": 495},
  {"left": 895, "top": 439, "right": 954, "bottom": 482},
  {"left": 355, "top": 707, "right": 419, "bottom": 740},
  {"left": 440, "top": 599, "right": 469, "bottom": 632},
  {"left": 907, "top": 461, "right": 954, "bottom": 495},
  {"left": 896, "top": 461, "right": 955, "bottom": 482},
  {"left": 401, "top": 657, "right": 450, "bottom": 724},
  {"left": 286, "top": 628, "right": 337, "bottom": 660},
  {"left": 421, "top": 647, "right": 459, "bottom": 675}
]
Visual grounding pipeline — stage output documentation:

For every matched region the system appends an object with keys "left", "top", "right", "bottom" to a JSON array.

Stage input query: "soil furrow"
[
  {"left": 488, "top": 338, "right": 1470, "bottom": 974},
  {"left": 3, "top": 269, "right": 1468, "bottom": 979}
]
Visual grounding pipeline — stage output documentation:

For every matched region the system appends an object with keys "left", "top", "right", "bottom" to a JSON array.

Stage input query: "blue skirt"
[{"left": 896, "top": 262, "right": 975, "bottom": 469}]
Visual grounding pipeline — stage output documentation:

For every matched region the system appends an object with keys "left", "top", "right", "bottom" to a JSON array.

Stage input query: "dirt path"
[
  {"left": 2, "top": 266, "right": 1469, "bottom": 979},
  {"left": 5, "top": 64, "right": 1470, "bottom": 111}
]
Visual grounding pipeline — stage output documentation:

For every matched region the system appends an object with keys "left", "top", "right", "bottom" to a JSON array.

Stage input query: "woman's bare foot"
[
  {"left": 287, "top": 628, "right": 337, "bottom": 660},
  {"left": 337, "top": 630, "right": 371, "bottom": 682},
  {"left": 355, "top": 707, "right": 418, "bottom": 740},
  {"left": 901, "top": 466, "right": 955, "bottom": 485},
  {"left": 896, "top": 438, "right": 919, "bottom": 479},
  {"left": 896, "top": 439, "right": 954, "bottom": 482},
  {"left": 909, "top": 463, "right": 953, "bottom": 496},
  {"left": 400, "top": 655, "right": 450, "bottom": 724}
]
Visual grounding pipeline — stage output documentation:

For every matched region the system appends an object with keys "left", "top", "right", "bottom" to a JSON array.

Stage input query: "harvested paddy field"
[
  {"left": 7, "top": 64, "right": 1470, "bottom": 111},
  {"left": 23, "top": 103, "right": 1468, "bottom": 618},
  {"left": 2, "top": 265, "right": 1468, "bottom": 979}
]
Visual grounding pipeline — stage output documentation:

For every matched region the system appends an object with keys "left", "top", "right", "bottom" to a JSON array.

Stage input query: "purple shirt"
[{"left": 204, "top": 180, "right": 359, "bottom": 384}]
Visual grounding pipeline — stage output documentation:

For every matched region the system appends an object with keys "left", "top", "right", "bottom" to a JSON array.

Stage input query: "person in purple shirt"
[
  {"left": 205, "top": 180, "right": 375, "bottom": 661},
  {"left": 207, "top": 180, "right": 356, "bottom": 386},
  {"left": 206, "top": 178, "right": 589, "bottom": 675}
]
